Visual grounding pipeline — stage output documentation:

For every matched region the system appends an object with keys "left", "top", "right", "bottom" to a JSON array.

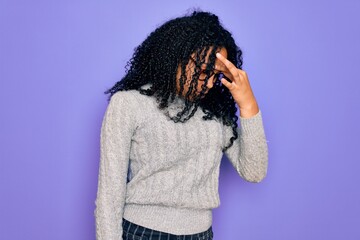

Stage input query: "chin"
[{"left": 197, "top": 92, "right": 208, "bottom": 99}]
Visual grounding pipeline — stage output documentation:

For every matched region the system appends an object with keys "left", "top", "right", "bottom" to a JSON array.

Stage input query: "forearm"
[
  {"left": 94, "top": 91, "right": 137, "bottom": 240},
  {"left": 236, "top": 99, "right": 259, "bottom": 119},
  {"left": 224, "top": 109, "right": 268, "bottom": 183}
]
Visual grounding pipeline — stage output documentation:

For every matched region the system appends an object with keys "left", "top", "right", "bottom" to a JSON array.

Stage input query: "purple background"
[{"left": 1, "top": 0, "right": 359, "bottom": 239}]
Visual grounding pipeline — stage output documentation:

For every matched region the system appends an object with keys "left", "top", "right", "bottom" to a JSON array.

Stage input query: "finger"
[
  {"left": 218, "top": 71, "right": 233, "bottom": 83},
  {"left": 220, "top": 68, "right": 244, "bottom": 85},
  {"left": 220, "top": 77, "right": 235, "bottom": 90},
  {"left": 215, "top": 69, "right": 235, "bottom": 84},
  {"left": 214, "top": 64, "right": 228, "bottom": 74},
  {"left": 216, "top": 53, "right": 239, "bottom": 79},
  {"left": 214, "top": 64, "right": 235, "bottom": 82}
]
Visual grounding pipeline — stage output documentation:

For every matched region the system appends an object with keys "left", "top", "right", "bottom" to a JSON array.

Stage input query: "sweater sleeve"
[
  {"left": 224, "top": 109, "right": 268, "bottom": 183},
  {"left": 94, "top": 91, "right": 137, "bottom": 240}
]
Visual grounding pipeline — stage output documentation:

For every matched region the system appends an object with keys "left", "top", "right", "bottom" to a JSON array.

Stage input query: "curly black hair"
[{"left": 104, "top": 10, "right": 243, "bottom": 152}]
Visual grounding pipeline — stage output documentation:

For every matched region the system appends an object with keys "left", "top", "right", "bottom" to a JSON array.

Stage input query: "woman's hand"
[{"left": 215, "top": 52, "right": 259, "bottom": 118}]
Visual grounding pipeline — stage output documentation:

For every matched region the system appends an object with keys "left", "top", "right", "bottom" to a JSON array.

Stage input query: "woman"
[{"left": 94, "top": 10, "right": 268, "bottom": 240}]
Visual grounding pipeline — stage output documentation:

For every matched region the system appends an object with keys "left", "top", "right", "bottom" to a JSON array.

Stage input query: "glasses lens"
[{"left": 199, "top": 69, "right": 215, "bottom": 81}]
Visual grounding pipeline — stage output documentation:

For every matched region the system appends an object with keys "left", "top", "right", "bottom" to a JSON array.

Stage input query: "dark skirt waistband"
[{"left": 122, "top": 217, "right": 213, "bottom": 240}]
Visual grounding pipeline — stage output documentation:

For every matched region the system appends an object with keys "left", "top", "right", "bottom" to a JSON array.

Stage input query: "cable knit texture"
[{"left": 94, "top": 84, "right": 268, "bottom": 240}]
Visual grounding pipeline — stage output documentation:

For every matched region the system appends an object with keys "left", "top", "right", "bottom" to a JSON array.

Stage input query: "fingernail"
[{"left": 216, "top": 52, "right": 221, "bottom": 57}]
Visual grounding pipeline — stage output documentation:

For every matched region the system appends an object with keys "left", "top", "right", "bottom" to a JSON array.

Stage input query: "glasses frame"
[{"left": 188, "top": 56, "right": 222, "bottom": 82}]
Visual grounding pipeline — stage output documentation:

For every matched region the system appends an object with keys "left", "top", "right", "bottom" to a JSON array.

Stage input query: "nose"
[{"left": 206, "top": 75, "right": 217, "bottom": 89}]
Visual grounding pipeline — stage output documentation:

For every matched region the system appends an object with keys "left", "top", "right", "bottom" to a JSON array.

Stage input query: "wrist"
[{"left": 238, "top": 101, "right": 259, "bottom": 118}]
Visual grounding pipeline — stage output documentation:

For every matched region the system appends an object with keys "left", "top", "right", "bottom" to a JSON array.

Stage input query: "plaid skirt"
[{"left": 122, "top": 217, "right": 214, "bottom": 240}]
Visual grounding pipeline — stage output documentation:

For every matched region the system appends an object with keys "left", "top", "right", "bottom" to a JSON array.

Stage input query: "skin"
[
  {"left": 215, "top": 52, "right": 259, "bottom": 118},
  {"left": 175, "top": 47, "right": 259, "bottom": 119},
  {"left": 175, "top": 47, "right": 227, "bottom": 99}
]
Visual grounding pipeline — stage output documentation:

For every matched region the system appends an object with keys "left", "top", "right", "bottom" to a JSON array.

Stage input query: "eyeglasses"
[{"left": 189, "top": 57, "right": 223, "bottom": 82}]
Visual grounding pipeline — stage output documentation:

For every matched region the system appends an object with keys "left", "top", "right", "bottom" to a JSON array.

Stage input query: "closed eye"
[{"left": 200, "top": 69, "right": 213, "bottom": 75}]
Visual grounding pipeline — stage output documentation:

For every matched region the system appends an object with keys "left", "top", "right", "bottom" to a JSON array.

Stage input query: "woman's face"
[{"left": 175, "top": 47, "right": 228, "bottom": 99}]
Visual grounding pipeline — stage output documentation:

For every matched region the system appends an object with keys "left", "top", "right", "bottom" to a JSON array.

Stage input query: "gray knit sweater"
[{"left": 94, "top": 84, "right": 268, "bottom": 239}]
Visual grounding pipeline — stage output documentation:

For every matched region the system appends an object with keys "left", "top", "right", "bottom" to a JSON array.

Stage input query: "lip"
[{"left": 196, "top": 90, "right": 208, "bottom": 94}]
